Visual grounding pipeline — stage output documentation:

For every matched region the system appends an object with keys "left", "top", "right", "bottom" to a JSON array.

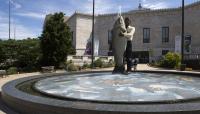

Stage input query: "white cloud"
[
  {"left": 33, "top": 2, "right": 74, "bottom": 16},
  {"left": 15, "top": 12, "right": 46, "bottom": 19},
  {"left": 13, "top": 24, "right": 38, "bottom": 39},
  {"left": 0, "top": 12, "right": 39, "bottom": 39},
  {"left": 143, "top": 2, "right": 168, "bottom": 9},
  {"left": 0, "top": 23, "right": 37, "bottom": 40},
  {"left": 78, "top": 0, "right": 121, "bottom": 14},
  {"left": 142, "top": 0, "right": 171, "bottom": 9},
  {"left": 9, "top": 0, "right": 22, "bottom": 9}
]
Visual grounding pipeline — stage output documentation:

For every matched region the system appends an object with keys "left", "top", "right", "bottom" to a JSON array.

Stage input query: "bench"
[
  {"left": 0, "top": 70, "right": 7, "bottom": 78},
  {"left": 41, "top": 66, "right": 55, "bottom": 73}
]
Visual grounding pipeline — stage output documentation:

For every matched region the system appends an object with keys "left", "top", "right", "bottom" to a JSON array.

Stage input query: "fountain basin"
[
  {"left": 34, "top": 72, "right": 200, "bottom": 103},
  {"left": 2, "top": 71, "right": 200, "bottom": 114}
]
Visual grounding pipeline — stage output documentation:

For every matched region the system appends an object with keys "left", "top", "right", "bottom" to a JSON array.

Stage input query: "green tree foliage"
[
  {"left": 16, "top": 39, "right": 41, "bottom": 71},
  {"left": 7, "top": 67, "right": 18, "bottom": 75},
  {"left": 0, "top": 40, "right": 19, "bottom": 69},
  {"left": 94, "top": 58, "right": 104, "bottom": 68},
  {"left": 40, "top": 12, "right": 74, "bottom": 67},
  {"left": 0, "top": 39, "right": 41, "bottom": 72},
  {"left": 0, "top": 40, "right": 6, "bottom": 63},
  {"left": 159, "top": 52, "right": 181, "bottom": 68}
]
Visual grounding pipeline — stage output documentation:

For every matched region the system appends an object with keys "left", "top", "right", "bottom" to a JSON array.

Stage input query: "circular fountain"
[
  {"left": 2, "top": 71, "right": 200, "bottom": 114},
  {"left": 35, "top": 72, "right": 200, "bottom": 103}
]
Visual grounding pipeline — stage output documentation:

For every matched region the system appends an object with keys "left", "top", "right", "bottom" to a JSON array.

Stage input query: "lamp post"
[
  {"left": 9, "top": 0, "right": 11, "bottom": 40},
  {"left": 91, "top": 0, "right": 95, "bottom": 68},
  {"left": 180, "top": 0, "right": 186, "bottom": 71}
]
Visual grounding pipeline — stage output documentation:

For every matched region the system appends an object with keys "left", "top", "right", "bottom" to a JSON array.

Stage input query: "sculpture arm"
[{"left": 122, "top": 27, "right": 135, "bottom": 40}]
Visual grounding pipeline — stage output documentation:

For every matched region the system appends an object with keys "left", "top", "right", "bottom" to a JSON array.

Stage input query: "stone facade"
[
  {"left": 66, "top": 13, "right": 96, "bottom": 56},
  {"left": 65, "top": 2, "right": 200, "bottom": 62}
]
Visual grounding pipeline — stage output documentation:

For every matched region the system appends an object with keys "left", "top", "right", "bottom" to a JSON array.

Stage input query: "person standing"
[{"left": 122, "top": 17, "right": 135, "bottom": 73}]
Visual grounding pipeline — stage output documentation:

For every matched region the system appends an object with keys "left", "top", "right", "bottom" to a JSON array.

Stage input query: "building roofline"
[
  {"left": 66, "top": 1, "right": 200, "bottom": 18},
  {"left": 66, "top": 11, "right": 98, "bottom": 22}
]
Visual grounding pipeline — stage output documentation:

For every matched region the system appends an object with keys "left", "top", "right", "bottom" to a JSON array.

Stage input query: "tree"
[
  {"left": 40, "top": 12, "right": 74, "bottom": 67},
  {"left": 16, "top": 39, "right": 41, "bottom": 71},
  {"left": 0, "top": 40, "right": 6, "bottom": 63},
  {"left": 0, "top": 39, "right": 18, "bottom": 69},
  {"left": 0, "top": 39, "right": 41, "bottom": 71}
]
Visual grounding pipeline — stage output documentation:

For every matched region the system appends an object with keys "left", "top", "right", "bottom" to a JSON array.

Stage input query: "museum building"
[{"left": 46, "top": 2, "right": 200, "bottom": 62}]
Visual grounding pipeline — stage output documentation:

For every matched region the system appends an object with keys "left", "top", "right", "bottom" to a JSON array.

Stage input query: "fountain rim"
[{"left": 2, "top": 70, "right": 200, "bottom": 114}]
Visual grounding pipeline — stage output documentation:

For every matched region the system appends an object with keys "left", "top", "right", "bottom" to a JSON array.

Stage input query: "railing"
[
  {"left": 184, "top": 54, "right": 200, "bottom": 60},
  {"left": 183, "top": 54, "right": 200, "bottom": 70}
]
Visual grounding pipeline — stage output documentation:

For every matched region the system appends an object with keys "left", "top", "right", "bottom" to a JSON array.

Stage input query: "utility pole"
[
  {"left": 91, "top": 0, "right": 95, "bottom": 68},
  {"left": 9, "top": 0, "right": 11, "bottom": 40},
  {"left": 181, "top": 0, "right": 186, "bottom": 71}
]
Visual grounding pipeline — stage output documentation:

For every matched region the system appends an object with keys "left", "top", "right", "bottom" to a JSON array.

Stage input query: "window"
[
  {"left": 143, "top": 28, "right": 150, "bottom": 43},
  {"left": 108, "top": 30, "right": 113, "bottom": 51},
  {"left": 162, "top": 50, "right": 169, "bottom": 55},
  {"left": 108, "top": 30, "right": 112, "bottom": 44},
  {"left": 71, "top": 31, "right": 74, "bottom": 41},
  {"left": 162, "top": 27, "right": 169, "bottom": 43}
]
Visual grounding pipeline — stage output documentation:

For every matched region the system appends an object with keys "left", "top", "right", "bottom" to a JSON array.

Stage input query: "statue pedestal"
[{"left": 112, "top": 66, "right": 125, "bottom": 74}]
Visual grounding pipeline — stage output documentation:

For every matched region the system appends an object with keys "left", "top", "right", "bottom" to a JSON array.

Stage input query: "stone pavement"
[
  {"left": 0, "top": 71, "right": 65, "bottom": 114},
  {"left": 0, "top": 64, "right": 163, "bottom": 114}
]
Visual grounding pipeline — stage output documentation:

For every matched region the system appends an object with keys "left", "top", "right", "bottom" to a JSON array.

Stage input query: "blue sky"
[{"left": 0, "top": 0, "right": 199, "bottom": 39}]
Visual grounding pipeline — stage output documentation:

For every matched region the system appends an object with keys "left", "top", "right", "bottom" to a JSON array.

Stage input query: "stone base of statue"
[{"left": 112, "top": 66, "right": 125, "bottom": 74}]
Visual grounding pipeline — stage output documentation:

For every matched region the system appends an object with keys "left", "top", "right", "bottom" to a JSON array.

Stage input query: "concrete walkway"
[
  {"left": 0, "top": 64, "right": 164, "bottom": 114},
  {"left": 0, "top": 71, "right": 66, "bottom": 114}
]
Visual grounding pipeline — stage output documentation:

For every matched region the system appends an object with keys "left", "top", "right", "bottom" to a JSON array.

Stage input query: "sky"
[{"left": 0, "top": 0, "right": 199, "bottom": 40}]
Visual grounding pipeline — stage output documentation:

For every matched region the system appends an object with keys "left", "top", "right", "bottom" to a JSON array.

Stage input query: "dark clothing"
[
  {"left": 125, "top": 40, "right": 132, "bottom": 72},
  {"left": 112, "top": 66, "right": 125, "bottom": 74}
]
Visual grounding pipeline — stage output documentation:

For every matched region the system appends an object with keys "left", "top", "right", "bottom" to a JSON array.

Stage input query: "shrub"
[
  {"left": 149, "top": 60, "right": 162, "bottom": 68},
  {"left": 65, "top": 60, "right": 73, "bottom": 66},
  {"left": 82, "top": 62, "right": 90, "bottom": 69},
  {"left": 67, "top": 63, "right": 78, "bottom": 72},
  {"left": 66, "top": 61, "right": 79, "bottom": 72},
  {"left": 159, "top": 52, "right": 181, "bottom": 68},
  {"left": 94, "top": 58, "right": 104, "bottom": 68},
  {"left": 7, "top": 67, "right": 18, "bottom": 75},
  {"left": 102, "top": 59, "right": 115, "bottom": 68}
]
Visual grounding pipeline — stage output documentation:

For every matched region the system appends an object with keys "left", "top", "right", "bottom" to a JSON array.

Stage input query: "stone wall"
[
  {"left": 67, "top": 14, "right": 77, "bottom": 48},
  {"left": 95, "top": 3, "right": 200, "bottom": 60},
  {"left": 66, "top": 2, "right": 200, "bottom": 61},
  {"left": 94, "top": 14, "right": 117, "bottom": 55},
  {"left": 67, "top": 13, "right": 95, "bottom": 55},
  {"left": 67, "top": 55, "right": 114, "bottom": 66}
]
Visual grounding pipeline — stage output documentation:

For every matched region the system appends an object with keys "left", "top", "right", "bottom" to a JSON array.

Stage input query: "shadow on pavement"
[{"left": 0, "top": 92, "right": 18, "bottom": 114}]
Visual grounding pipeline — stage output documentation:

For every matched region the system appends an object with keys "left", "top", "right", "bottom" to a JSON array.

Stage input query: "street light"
[
  {"left": 181, "top": 0, "right": 186, "bottom": 71},
  {"left": 9, "top": 0, "right": 11, "bottom": 40},
  {"left": 91, "top": 0, "right": 95, "bottom": 68}
]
